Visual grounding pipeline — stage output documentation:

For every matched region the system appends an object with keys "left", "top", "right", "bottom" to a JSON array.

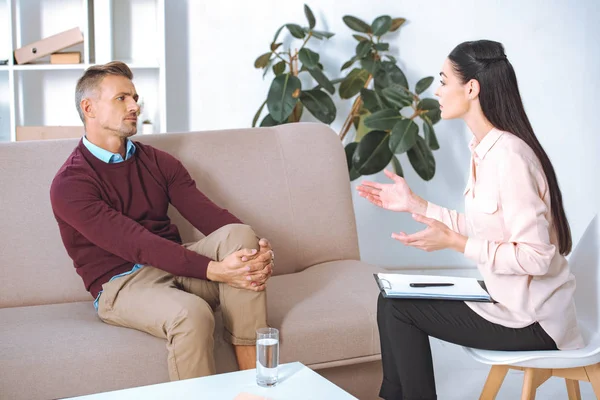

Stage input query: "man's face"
[{"left": 91, "top": 75, "right": 140, "bottom": 138}]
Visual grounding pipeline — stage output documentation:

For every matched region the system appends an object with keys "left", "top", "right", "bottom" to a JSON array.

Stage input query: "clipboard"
[{"left": 374, "top": 273, "right": 494, "bottom": 303}]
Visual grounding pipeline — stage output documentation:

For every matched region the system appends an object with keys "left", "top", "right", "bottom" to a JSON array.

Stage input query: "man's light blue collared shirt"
[{"left": 82, "top": 136, "right": 143, "bottom": 311}]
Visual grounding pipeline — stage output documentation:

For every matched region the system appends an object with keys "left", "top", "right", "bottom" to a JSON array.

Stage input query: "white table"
[{"left": 65, "top": 362, "right": 358, "bottom": 400}]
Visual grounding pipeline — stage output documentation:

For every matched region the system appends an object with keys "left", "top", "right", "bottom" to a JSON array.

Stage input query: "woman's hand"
[
  {"left": 356, "top": 169, "right": 427, "bottom": 214},
  {"left": 393, "top": 214, "right": 468, "bottom": 253}
]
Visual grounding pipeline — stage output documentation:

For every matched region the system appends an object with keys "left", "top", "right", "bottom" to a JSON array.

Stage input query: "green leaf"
[
  {"left": 389, "top": 119, "right": 419, "bottom": 154},
  {"left": 354, "top": 112, "right": 372, "bottom": 142},
  {"left": 417, "top": 98, "right": 440, "bottom": 111},
  {"left": 353, "top": 34, "right": 369, "bottom": 42},
  {"left": 360, "top": 88, "right": 383, "bottom": 112},
  {"left": 374, "top": 61, "right": 408, "bottom": 90},
  {"left": 364, "top": 109, "right": 404, "bottom": 131},
  {"left": 415, "top": 76, "right": 434, "bottom": 95},
  {"left": 352, "top": 130, "right": 393, "bottom": 175},
  {"left": 272, "top": 61, "right": 286, "bottom": 76},
  {"left": 407, "top": 135, "right": 436, "bottom": 180},
  {"left": 307, "top": 67, "right": 334, "bottom": 94},
  {"left": 360, "top": 56, "right": 379, "bottom": 75},
  {"left": 344, "top": 142, "right": 362, "bottom": 181},
  {"left": 371, "top": 15, "right": 392, "bottom": 36},
  {"left": 360, "top": 88, "right": 382, "bottom": 113},
  {"left": 423, "top": 117, "right": 440, "bottom": 150},
  {"left": 252, "top": 100, "right": 267, "bottom": 127},
  {"left": 385, "top": 55, "right": 397, "bottom": 63},
  {"left": 286, "top": 24, "right": 306, "bottom": 39},
  {"left": 304, "top": 4, "right": 316, "bottom": 29},
  {"left": 298, "top": 48, "right": 320, "bottom": 69},
  {"left": 310, "top": 30, "right": 335, "bottom": 39},
  {"left": 273, "top": 25, "right": 286, "bottom": 43},
  {"left": 373, "top": 43, "right": 389, "bottom": 51},
  {"left": 339, "top": 68, "right": 370, "bottom": 99},
  {"left": 356, "top": 41, "right": 371, "bottom": 58},
  {"left": 260, "top": 114, "right": 280, "bottom": 127},
  {"left": 267, "top": 74, "right": 302, "bottom": 123},
  {"left": 381, "top": 85, "right": 414, "bottom": 109},
  {"left": 389, "top": 18, "right": 407, "bottom": 32},
  {"left": 300, "top": 90, "right": 336, "bottom": 124},
  {"left": 418, "top": 98, "right": 441, "bottom": 124},
  {"left": 254, "top": 52, "right": 271, "bottom": 69},
  {"left": 341, "top": 57, "right": 357, "bottom": 71},
  {"left": 343, "top": 15, "right": 372, "bottom": 33},
  {"left": 426, "top": 108, "right": 442, "bottom": 125},
  {"left": 391, "top": 156, "right": 404, "bottom": 177}
]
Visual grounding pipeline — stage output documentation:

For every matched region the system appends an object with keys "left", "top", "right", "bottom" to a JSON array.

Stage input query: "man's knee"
[
  {"left": 171, "top": 300, "right": 216, "bottom": 340},
  {"left": 220, "top": 223, "right": 259, "bottom": 250}
]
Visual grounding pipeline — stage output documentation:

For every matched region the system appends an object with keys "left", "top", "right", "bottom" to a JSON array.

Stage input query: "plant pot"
[{"left": 141, "top": 123, "right": 153, "bottom": 135}]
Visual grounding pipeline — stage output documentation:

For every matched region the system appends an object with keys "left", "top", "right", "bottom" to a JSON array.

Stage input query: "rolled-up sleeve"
[{"left": 464, "top": 153, "right": 556, "bottom": 276}]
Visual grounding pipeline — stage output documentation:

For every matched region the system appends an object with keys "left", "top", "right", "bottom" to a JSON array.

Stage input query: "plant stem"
[
  {"left": 339, "top": 75, "right": 373, "bottom": 142},
  {"left": 298, "top": 32, "right": 313, "bottom": 52},
  {"left": 273, "top": 52, "right": 291, "bottom": 67}
]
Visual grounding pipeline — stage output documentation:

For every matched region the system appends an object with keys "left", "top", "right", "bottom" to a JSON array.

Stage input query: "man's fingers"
[
  {"left": 237, "top": 248, "right": 258, "bottom": 258},
  {"left": 259, "top": 238, "right": 271, "bottom": 248}
]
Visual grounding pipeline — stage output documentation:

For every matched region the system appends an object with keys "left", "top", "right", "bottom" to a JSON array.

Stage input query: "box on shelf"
[
  {"left": 50, "top": 52, "right": 81, "bottom": 64},
  {"left": 16, "top": 126, "right": 84, "bottom": 141},
  {"left": 14, "top": 28, "right": 84, "bottom": 65}
]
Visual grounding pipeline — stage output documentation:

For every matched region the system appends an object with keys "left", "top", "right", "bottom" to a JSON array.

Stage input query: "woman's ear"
[{"left": 467, "top": 79, "right": 481, "bottom": 99}]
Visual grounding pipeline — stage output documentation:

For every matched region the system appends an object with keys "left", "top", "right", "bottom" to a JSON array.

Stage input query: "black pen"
[{"left": 409, "top": 283, "right": 454, "bottom": 288}]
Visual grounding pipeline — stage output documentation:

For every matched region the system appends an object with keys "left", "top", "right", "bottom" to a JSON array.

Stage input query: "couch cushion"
[
  {"left": 0, "top": 260, "right": 383, "bottom": 399},
  {"left": 269, "top": 260, "right": 383, "bottom": 366}
]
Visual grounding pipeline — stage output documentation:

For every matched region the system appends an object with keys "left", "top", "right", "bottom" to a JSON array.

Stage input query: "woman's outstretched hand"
[{"left": 356, "top": 169, "right": 427, "bottom": 214}]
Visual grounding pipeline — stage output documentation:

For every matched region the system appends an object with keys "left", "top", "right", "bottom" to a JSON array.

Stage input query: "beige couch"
[{"left": 0, "top": 123, "right": 385, "bottom": 399}]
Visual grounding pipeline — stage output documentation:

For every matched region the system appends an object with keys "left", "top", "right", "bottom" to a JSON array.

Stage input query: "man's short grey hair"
[{"left": 75, "top": 61, "right": 134, "bottom": 123}]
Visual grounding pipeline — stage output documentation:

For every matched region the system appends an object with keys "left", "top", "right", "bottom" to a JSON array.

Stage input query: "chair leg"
[
  {"left": 584, "top": 362, "right": 600, "bottom": 397},
  {"left": 520, "top": 367, "right": 554, "bottom": 400},
  {"left": 565, "top": 378, "right": 581, "bottom": 400},
  {"left": 479, "top": 365, "right": 509, "bottom": 400}
]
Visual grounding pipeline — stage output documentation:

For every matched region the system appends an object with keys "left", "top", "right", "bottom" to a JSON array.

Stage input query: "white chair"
[{"left": 463, "top": 215, "right": 600, "bottom": 400}]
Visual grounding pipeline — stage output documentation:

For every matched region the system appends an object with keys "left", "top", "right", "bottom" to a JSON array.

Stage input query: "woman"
[{"left": 357, "top": 40, "right": 584, "bottom": 400}]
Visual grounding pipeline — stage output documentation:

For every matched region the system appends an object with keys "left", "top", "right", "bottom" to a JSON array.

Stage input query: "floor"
[{"left": 393, "top": 268, "right": 597, "bottom": 399}]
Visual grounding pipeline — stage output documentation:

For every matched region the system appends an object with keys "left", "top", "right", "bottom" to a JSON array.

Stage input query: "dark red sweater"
[{"left": 50, "top": 140, "right": 241, "bottom": 299}]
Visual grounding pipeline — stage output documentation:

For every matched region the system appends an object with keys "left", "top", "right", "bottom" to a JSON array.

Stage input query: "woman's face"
[{"left": 434, "top": 58, "right": 472, "bottom": 120}]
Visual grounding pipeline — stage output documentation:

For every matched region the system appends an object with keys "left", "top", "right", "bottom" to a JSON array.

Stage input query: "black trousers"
[{"left": 377, "top": 293, "right": 558, "bottom": 400}]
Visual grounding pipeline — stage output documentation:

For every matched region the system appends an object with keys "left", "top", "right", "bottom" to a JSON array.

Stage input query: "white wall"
[{"left": 167, "top": 0, "right": 599, "bottom": 268}]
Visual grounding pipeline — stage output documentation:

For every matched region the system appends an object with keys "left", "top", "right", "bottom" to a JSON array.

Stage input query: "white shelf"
[{"left": 0, "top": 0, "right": 167, "bottom": 142}]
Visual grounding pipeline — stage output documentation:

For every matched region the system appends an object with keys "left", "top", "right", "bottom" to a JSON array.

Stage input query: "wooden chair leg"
[
  {"left": 479, "top": 365, "right": 509, "bottom": 400},
  {"left": 584, "top": 362, "right": 600, "bottom": 397},
  {"left": 565, "top": 378, "right": 582, "bottom": 400},
  {"left": 520, "top": 368, "right": 551, "bottom": 400}
]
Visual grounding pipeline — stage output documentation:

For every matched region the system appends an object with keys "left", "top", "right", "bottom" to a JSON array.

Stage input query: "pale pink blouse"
[{"left": 426, "top": 128, "right": 584, "bottom": 350}]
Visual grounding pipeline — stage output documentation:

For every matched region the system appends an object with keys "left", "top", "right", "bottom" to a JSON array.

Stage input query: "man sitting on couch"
[{"left": 50, "top": 61, "right": 273, "bottom": 380}]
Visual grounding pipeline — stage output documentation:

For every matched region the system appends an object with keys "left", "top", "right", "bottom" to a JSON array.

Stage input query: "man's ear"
[
  {"left": 81, "top": 98, "right": 95, "bottom": 120},
  {"left": 467, "top": 79, "right": 481, "bottom": 100}
]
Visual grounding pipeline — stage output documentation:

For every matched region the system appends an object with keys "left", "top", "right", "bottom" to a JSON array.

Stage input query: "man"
[{"left": 50, "top": 61, "right": 273, "bottom": 380}]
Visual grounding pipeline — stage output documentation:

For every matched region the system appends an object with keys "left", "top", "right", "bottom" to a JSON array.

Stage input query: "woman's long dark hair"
[{"left": 449, "top": 40, "right": 572, "bottom": 255}]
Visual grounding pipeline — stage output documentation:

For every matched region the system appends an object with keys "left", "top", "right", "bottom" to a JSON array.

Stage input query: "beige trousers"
[{"left": 97, "top": 224, "right": 268, "bottom": 380}]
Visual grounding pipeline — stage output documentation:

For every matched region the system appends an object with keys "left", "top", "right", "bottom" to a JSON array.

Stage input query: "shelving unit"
[{"left": 0, "top": 0, "right": 167, "bottom": 142}]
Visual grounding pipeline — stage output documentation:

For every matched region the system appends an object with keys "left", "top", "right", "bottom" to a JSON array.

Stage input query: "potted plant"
[
  {"left": 141, "top": 119, "right": 153, "bottom": 135},
  {"left": 337, "top": 15, "right": 441, "bottom": 181},
  {"left": 252, "top": 5, "right": 340, "bottom": 127}
]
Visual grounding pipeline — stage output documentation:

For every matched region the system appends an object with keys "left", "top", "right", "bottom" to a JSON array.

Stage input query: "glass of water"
[{"left": 256, "top": 327, "right": 279, "bottom": 387}]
